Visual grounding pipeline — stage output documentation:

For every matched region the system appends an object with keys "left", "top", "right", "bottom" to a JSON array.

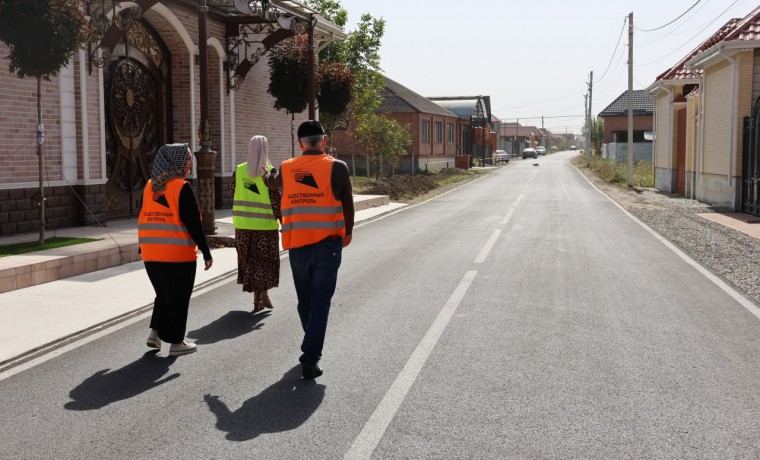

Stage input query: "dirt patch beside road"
[{"left": 354, "top": 167, "right": 489, "bottom": 205}]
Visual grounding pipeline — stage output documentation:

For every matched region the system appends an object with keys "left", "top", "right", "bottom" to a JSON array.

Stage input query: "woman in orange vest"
[
  {"left": 138, "top": 144, "right": 213, "bottom": 356},
  {"left": 232, "top": 135, "right": 281, "bottom": 313}
]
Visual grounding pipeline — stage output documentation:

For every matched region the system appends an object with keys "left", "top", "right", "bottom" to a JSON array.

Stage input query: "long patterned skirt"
[{"left": 235, "top": 228, "right": 280, "bottom": 292}]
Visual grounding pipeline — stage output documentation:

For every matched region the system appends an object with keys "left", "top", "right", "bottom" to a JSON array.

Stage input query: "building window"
[
  {"left": 434, "top": 121, "right": 443, "bottom": 144},
  {"left": 447, "top": 123, "right": 454, "bottom": 144},
  {"left": 422, "top": 120, "right": 430, "bottom": 143}
]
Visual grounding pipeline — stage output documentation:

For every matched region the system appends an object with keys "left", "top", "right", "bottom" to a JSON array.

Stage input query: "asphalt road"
[{"left": 3, "top": 152, "right": 760, "bottom": 459}]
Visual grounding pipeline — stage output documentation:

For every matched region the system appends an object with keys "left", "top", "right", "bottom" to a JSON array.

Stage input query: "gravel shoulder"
[{"left": 572, "top": 159, "right": 760, "bottom": 307}]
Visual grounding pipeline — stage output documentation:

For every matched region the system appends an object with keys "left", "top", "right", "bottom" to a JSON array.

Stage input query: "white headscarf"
[{"left": 247, "top": 135, "right": 269, "bottom": 177}]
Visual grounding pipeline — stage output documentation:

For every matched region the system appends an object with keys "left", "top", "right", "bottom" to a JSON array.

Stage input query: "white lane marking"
[
  {"left": 473, "top": 229, "right": 501, "bottom": 264},
  {"left": 500, "top": 208, "right": 515, "bottom": 226},
  {"left": 344, "top": 270, "right": 477, "bottom": 460},
  {"left": 575, "top": 168, "right": 760, "bottom": 320},
  {"left": 514, "top": 194, "right": 524, "bottom": 206}
]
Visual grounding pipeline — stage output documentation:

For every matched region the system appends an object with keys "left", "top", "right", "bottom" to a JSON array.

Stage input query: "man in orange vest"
[{"left": 263, "top": 120, "right": 354, "bottom": 379}]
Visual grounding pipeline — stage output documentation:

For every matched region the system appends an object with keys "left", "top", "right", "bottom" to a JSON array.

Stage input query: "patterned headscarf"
[
  {"left": 151, "top": 143, "right": 190, "bottom": 192},
  {"left": 247, "top": 135, "right": 269, "bottom": 177}
]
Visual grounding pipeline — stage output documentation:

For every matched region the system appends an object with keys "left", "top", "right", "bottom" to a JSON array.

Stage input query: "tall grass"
[{"left": 588, "top": 156, "right": 654, "bottom": 188}]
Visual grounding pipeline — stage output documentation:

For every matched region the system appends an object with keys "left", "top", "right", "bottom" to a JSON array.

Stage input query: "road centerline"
[
  {"left": 474, "top": 229, "right": 502, "bottom": 264},
  {"left": 500, "top": 208, "right": 515, "bottom": 225},
  {"left": 344, "top": 270, "right": 478, "bottom": 460}
]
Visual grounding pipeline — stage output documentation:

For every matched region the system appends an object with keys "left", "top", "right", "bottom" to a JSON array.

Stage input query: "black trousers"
[{"left": 145, "top": 261, "right": 197, "bottom": 344}]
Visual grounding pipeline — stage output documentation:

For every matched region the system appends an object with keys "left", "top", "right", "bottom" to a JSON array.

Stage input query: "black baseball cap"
[{"left": 297, "top": 120, "right": 325, "bottom": 139}]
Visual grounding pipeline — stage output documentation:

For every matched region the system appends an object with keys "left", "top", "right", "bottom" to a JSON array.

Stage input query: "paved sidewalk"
[{"left": 0, "top": 195, "right": 406, "bottom": 369}]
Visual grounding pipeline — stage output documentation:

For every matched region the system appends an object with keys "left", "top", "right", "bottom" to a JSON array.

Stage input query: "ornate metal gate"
[
  {"left": 104, "top": 20, "right": 172, "bottom": 218},
  {"left": 742, "top": 96, "right": 760, "bottom": 216}
]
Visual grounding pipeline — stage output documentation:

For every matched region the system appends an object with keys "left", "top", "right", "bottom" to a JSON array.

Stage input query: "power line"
[
  {"left": 499, "top": 115, "right": 585, "bottom": 121},
  {"left": 636, "top": 0, "right": 703, "bottom": 32},
  {"left": 637, "top": 0, "right": 741, "bottom": 67},
  {"left": 492, "top": 90, "right": 582, "bottom": 112},
  {"left": 637, "top": 0, "right": 718, "bottom": 47},
  {"left": 598, "top": 16, "right": 628, "bottom": 82}
]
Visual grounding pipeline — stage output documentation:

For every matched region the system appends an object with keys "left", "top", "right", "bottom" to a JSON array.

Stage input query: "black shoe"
[{"left": 302, "top": 366, "right": 323, "bottom": 379}]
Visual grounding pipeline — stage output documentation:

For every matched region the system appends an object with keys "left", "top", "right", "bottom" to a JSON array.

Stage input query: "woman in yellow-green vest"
[{"left": 232, "top": 135, "right": 281, "bottom": 313}]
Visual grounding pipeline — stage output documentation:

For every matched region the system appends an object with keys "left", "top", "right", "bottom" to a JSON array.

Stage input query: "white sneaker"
[
  {"left": 168, "top": 341, "right": 197, "bottom": 356},
  {"left": 146, "top": 329, "right": 161, "bottom": 349}
]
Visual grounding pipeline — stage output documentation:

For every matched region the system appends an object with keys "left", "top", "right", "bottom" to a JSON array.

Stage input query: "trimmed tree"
[
  {"left": 353, "top": 114, "right": 411, "bottom": 179},
  {"left": 592, "top": 117, "right": 604, "bottom": 156},
  {"left": 0, "top": 0, "right": 93, "bottom": 243}
]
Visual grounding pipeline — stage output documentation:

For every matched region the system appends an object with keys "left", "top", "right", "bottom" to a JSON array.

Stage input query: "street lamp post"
[{"left": 196, "top": 0, "right": 217, "bottom": 235}]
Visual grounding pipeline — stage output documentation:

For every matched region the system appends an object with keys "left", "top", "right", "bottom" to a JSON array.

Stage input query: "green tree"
[
  {"left": 353, "top": 114, "right": 411, "bottom": 178},
  {"left": 304, "top": 1, "right": 385, "bottom": 130},
  {"left": 0, "top": 0, "right": 93, "bottom": 244},
  {"left": 591, "top": 117, "right": 604, "bottom": 156}
]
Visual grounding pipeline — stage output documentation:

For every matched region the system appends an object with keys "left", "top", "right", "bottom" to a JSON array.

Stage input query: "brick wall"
[
  {"left": 0, "top": 3, "right": 318, "bottom": 232},
  {"left": 0, "top": 185, "right": 91, "bottom": 235},
  {"left": 602, "top": 115, "right": 654, "bottom": 143},
  {"left": 0, "top": 44, "right": 63, "bottom": 185}
]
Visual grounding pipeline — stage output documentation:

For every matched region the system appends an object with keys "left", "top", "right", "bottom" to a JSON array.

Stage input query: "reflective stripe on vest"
[
  {"left": 232, "top": 163, "right": 278, "bottom": 231},
  {"left": 280, "top": 154, "right": 345, "bottom": 250},
  {"left": 137, "top": 179, "right": 198, "bottom": 262},
  {"left": 281, "top": 205, "right": 343, "bottom": 216}
]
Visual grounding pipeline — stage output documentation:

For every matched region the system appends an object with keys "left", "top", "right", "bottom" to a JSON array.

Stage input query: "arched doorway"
[{"left": 104, "top": 20, "right": 172, "bottom": 218}]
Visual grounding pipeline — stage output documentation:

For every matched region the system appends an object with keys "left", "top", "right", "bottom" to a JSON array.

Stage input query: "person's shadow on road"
[
  {"left": 204, "top": 365, "right": 325, "bottom": 441},
  {"left": 64, "top": 351, "right": 179, "bottom": 411},
  {"left": 187, "top": 310, "right": 270, "bottom": 345}
]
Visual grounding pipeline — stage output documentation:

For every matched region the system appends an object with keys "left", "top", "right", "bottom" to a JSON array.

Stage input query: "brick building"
[
  {"left": 598, "top": 89, "right": 654, "bottom": 162},
  {"left": 0, "top": 0, "right": 343, "bottom": 236},
  {"left": 331, "top": 75, "right": 465, "bottom": 174}
]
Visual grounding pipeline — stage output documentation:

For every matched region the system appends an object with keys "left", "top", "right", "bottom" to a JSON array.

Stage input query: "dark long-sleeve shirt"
[
  {"left": 263, "top": 150, "right": 354, "bottom": 235},
  {"left": 178, "top": 183, "right": 212, "bottom": 261}
]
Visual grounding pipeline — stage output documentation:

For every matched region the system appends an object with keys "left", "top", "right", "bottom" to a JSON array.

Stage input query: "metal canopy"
[
  {"left": 87, "top": 0, "right": 346, "bottom": 91},
  {"left": 201, "top": 0, "right": 347, "bottom": 92},
  {"left": 205, "top": 0, "right": 346, "bottom": 40}
]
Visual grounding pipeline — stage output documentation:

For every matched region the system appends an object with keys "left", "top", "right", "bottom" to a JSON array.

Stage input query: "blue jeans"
[{"left": 288, "top": 238, "right": 343, "bottom": 368}]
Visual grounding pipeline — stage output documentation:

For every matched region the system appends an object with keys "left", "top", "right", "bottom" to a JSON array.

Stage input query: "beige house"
[{"left": 648, "top": 6, "right": 760, "bottom": 214}]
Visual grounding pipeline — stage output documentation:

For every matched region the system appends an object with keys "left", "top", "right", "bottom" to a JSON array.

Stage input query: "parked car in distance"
[
  {"left": 570, "top": 145, "right": 577, "bottom": 150},
  {"left": 522, "top": 147, "right": 537, "bottom": 159},
  {"left": 535, "top": 146, "right": 546, "bottom": 155},
  {"left": 495, "top": 150, "right": 509, "bottom": 164}
]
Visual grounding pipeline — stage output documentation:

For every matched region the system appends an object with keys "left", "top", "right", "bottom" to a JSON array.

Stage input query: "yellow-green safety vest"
[{"left": 232, "top": 162, "right": 278, "bottom": 231}]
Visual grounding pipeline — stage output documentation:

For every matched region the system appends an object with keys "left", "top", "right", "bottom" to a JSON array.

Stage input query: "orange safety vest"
[
  {"left": 280, "top": 154, "right": 345, "bottom": 250},
  {"left": 138, "top": 179, "right": 198, "bottom": 262}
]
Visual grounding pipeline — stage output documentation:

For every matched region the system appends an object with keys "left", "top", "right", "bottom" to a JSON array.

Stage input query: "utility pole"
[
  {"left": 627, "top": 11, "right": 634, "bottom": 187},
  {"left": 541, "top": 115, "right": 545, "bottom": 148},
  {"left": 588, "top": 70, "right": 593, "bottom": 160},
  {"left": 515, "top": 117, "right": 519, "bottom": 155},
  {"left": 584, "top": 93, "right": 588, "bottom": 165}
]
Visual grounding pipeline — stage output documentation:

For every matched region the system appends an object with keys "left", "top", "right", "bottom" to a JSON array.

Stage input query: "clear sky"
[{"left": 333, "top": 0, "right": 758, "bottom": 135}]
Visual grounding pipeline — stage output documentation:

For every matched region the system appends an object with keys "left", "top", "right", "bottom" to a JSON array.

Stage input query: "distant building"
[
  {"left": 428, "top": 96, "right": 496, "bottom": 165},
  {"left": 598, "top": 90, "right": 654, "bottom": 163},
  {"left": 330, "top": 75, "right": 464, "bottom": 174}
]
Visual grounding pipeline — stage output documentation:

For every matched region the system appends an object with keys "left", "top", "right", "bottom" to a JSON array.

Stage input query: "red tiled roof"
[
  {"left": 724, "top": 5, "right": 760, "bottom": 41},
  {"left": 656, "top": 18, "right": 741, "bottom": 81},
  {"left": 499, "top": 125, "right": 542, "bottom": 137}
]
